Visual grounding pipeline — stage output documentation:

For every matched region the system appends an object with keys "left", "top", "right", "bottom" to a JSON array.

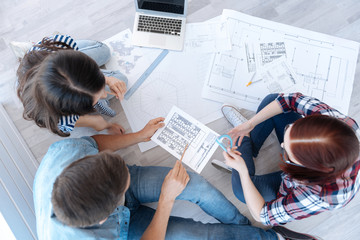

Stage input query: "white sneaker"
[
  {"left": 211, "top": 159, "right": 232, "bottom": 173},
  {"left": 221, "top": 104, "right": 248, "bottom": 127}
]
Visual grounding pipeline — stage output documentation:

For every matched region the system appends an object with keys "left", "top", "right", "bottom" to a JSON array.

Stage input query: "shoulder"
[{"left": 35, "top": 137, "right": 98, "bottom": 186}]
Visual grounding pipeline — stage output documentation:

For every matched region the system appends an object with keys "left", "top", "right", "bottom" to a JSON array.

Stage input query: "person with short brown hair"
[{"left": 34, "top": 115, "right": 316, "bottom": 239}]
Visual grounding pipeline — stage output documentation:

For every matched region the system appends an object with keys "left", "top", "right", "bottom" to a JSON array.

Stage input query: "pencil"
[
  {"left": 246, "top": 78, "right": 263, "bottom": 86},
  {"left": 246, "top": 72, "right": 257, "bottom": 87}
]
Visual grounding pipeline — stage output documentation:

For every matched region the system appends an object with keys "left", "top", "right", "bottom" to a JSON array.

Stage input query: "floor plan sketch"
[
  {"left": 202, "top": 9, "right": 359, "bottom": 114},
  {"left": 128, "top": 71, "right": 188, "bottom": 122},
  {"left": 184, "top": 20, "right": 231, "bottom": 54},
  {"left": 151, "top": 106, "right": 219, "bottom": 173}
]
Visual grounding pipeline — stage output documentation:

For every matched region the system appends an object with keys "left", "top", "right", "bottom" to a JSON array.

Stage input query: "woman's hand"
[
  {"left": 106, "top": 122, "right": 125, "bottom": 135},
  {"left": 222, "top": 147, "right": 248, "bottom": 174},
  {"left": 105, "top": 76, "right": 127, "bottom": 100},
  {"left": 228, "top": 121, "right": 254, "bottom": 146}
]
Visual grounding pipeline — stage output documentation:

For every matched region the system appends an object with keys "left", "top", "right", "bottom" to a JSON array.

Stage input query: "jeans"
[
  {"left": 232, "top": 94, "right": 303, "bottom": 202},
  {"left": 77, "top": 39, "right": 111, "bottom": 66},
  {"left": 125, "top": 165, "right": 277, "bottom": 240}
]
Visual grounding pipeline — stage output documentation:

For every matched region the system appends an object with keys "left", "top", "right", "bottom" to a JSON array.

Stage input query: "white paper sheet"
[
  {"left": 202, "top": 9, "right": 360, "bottom": 114},
  {"left": 151, "top": 106, "right": 219, "bottom": 173},
  {"left": 183, "top": 20, "right": 231, "bottom": 54}
]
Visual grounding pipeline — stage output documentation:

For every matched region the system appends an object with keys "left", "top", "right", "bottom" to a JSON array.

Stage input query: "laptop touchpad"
[{"left": 149, "top": 34, "right": 166, "bottom": 45}]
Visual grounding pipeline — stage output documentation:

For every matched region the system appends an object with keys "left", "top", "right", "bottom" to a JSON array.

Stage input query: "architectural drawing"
[
  {"left": 105, "top": 29, "right": 223, "bottom": 152},
  {"left": 202, "top": 9, "right": 359, "bottom": 114},
  {"left": 183, "top": 20, "right": 231, "bottom": 53},
  {"left": 151, "top": 106, "right": 219, "bottom": 173}
]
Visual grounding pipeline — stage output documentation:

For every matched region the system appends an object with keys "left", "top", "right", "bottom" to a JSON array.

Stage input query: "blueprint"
[
  {"left": 104, "top": 29, "right": 223, "bottom": 152},
  {"left": 151, "top": 106, "right": 219, "bottom": 173},
  {"left": 183, "top": 20, "right": 231, "bottom": 54},
  {"left": 202, "top": 9, "right": 360, "bottom": 114}
]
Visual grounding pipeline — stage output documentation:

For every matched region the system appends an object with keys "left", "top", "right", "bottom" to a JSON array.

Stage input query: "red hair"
[{"left": 280, "top": 115, "right": 359, "bottom": 185}]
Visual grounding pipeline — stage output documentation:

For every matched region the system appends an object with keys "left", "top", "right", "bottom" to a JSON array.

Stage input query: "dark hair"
[
  {"left": 51, "top": 152, "right": 129, "bottom": 227},
  {"left": 280, "top": 115, "right": 359, "bottom": 185},
  {"left": 17, "top": 38, "right": 105, "bottom": 136}
]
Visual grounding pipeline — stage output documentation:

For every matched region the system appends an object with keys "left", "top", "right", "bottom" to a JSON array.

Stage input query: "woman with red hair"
[{"left": 215, "top": 93, "right": 360, "bottom": 226}]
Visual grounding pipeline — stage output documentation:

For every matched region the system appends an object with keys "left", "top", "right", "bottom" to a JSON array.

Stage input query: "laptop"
[{"left": 132, "top": 0, "right": 188, "bottom": 51}]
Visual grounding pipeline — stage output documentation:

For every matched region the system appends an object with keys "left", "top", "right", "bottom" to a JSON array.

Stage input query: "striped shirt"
[
  {"left": 29, "top": 35, "right": 80, "bottom": 134},
  {"left": 29, "top": 34, "right": 79, "bottom": 52},
  {"left": 260, "top": 92, "right": 360, "bottom": 226}
]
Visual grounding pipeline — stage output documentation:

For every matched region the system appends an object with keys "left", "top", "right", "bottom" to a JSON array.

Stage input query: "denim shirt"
[{"left": 33, "top": 137, "right": 130, "bottom": 239}]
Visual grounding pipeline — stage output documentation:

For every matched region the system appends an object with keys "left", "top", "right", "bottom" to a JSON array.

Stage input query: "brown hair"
[
  {"left": 51, "top": 152, "right": 129, "bottom": 227},
  {"left": 17, "top": 38, "right": 105, "bottom": 137},
  {"left": 280, "top": 115, "right": 359, "bottom": 185}
]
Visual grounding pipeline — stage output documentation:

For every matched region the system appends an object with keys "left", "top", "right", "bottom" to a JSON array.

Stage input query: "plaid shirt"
[{"left": 260, "top": 92, "right": 360, "bottom": 226}]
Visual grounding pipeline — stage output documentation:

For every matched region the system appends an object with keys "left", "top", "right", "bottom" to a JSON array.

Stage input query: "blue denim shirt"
[{"left": 33, "top": 137, "right": 130, "bottom": 240}]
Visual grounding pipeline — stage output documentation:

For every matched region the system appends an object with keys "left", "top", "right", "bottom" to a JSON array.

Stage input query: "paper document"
[
  {"left": 257, "top": 57, "right": 298, "bottom": 93},
  {"left": 151, "top": 106, "right": 219, "bottom": 173},
  {"left": 184, "top": 20, "right": 231, "bottom": 53},
  {"left": 202, "top": 9, "right": 359, "bottom": 114}
]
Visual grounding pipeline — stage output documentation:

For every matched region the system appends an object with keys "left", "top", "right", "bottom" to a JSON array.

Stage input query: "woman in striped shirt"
[
  {"left": 218, "top": 93, "right": 360, "bottom": 226},
  {"left": 17, "top": 35, "right": 127, "bottom": 136}
]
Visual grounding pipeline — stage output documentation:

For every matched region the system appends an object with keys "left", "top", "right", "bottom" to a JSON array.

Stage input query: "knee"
[
  {"left": 97, "top": 42, "right": 111, "bottom": 66},
  {"left": 187, "top": 173, "right": 216, "bottom": 196}
]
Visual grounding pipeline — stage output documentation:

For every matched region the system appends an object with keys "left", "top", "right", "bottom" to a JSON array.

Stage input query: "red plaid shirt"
[{"left": 260, "top": 92, "right": 360, "bottom": 226}]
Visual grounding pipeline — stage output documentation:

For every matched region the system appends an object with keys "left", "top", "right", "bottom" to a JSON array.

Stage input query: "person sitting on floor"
[
  {"left": 34, "top": 117, "right": 317, "bottom": 240},
  {"left": 16, "top": 34, "right": 127, "bottom": 136},
  {"left": 213, "top": 92, "right": 360, "bottom": 226}
]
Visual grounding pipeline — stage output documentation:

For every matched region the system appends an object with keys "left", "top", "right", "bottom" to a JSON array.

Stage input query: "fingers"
[
  {"left": 226, "top": 148, "right": 241, "bottom": 158},
  {"left": 222, "top": 150, "right": 231, "bottom": 160},
  {"left": 111, "top": 81, "right": 127, "bottom": 100},
  {"left": 106, "top": 77, "right": 127, "bottom": 100},
  {"left": 175, "top": 161, "right": 190, "bottom": 187},
  {"left": 237, "top": 135, "right": 244, "bottom": 146},
  {"left": 107, "top": 124, "right": 124, "bottom": 135},
  {"left": 149, "top": 117, "right": 165, "bottom": 130},
  {"left": 117, "top": 124, "right": 125, "bottom": 134},
  {"left": 150, "top": 117, "right": 165, "bottom": 124},
  {"left": 172, "top": 160, "right": 181, "bottom": 176}
]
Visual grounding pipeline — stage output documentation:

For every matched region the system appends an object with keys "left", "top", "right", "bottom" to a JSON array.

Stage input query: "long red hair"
[{"left": 280, "top": 115, "right": 359, "bottom": 185}]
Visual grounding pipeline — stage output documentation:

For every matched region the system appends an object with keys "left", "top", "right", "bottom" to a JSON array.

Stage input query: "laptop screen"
[{"left": 137, "top": 0, "right": 185, "bottom": 15}]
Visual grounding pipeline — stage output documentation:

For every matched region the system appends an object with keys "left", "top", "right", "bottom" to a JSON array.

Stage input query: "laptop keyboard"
[{"left": 138, "top": 15, "right": 182, "bottom": 36}]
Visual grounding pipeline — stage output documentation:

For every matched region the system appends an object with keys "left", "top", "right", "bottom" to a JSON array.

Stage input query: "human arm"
[
  {"left": 141, "top": 160, "right": 190, "bottom": 240},
  {"left": 91, "top": 117, "right": 164, "bottom": 151},
  {"left": 75, "top": 115, "right": 125, "bottom": 134},
  {"left": 228, "top": 99, "right": 283, "bottom": 145},
  {"left": 278, "top": 92, "right": 359, "bottom": 130},
  {"left": 229, "top": 92, "right": 359, "bottom": 145},
  {"left": 222, "top": 148, "right": 264, "bottom": 222},
  {"left": 105, "top": 76, "right": 127, "bottom": 100}
]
